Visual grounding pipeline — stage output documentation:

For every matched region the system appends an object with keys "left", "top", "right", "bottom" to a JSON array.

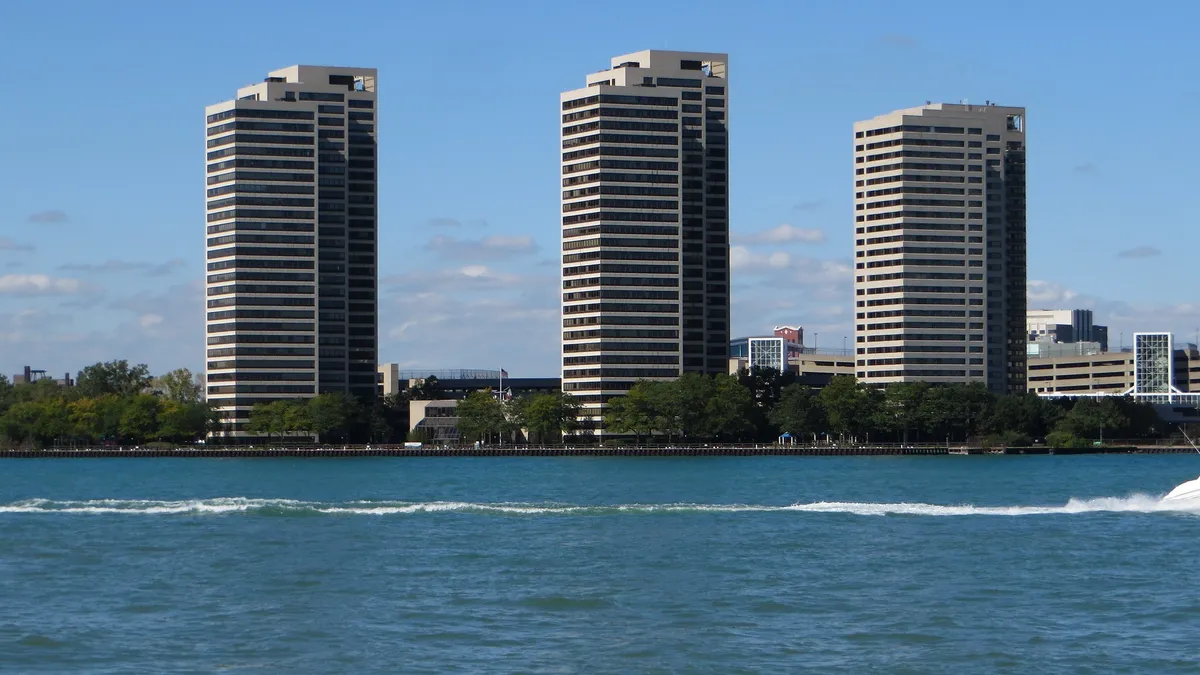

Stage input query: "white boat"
[
  {"left": 1162, "top": 476, "right": 1200, "bottom": 503},
  {"left": 1162, "top": 428, "right": 1200, "bottom": 504}
]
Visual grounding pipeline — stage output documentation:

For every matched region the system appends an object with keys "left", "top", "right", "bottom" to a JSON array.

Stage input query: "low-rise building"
[
  {"left": 11, "top": 367, "right": 74, "bottom": 387},
  {"left": 1033, "top": 332, "right": 1200, "bottom": 423}
]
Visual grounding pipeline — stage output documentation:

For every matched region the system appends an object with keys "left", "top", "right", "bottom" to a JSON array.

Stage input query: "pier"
[{"left": 0, "top": 444, "right": 1192, "bottom": 458}]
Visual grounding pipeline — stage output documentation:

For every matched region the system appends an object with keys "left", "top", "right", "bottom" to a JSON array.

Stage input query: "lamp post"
[{"left": 843, "top": 336, "right": 847, "bottom": 356}]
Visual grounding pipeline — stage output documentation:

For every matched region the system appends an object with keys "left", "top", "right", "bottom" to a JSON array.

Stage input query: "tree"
[
  {"left": 664, "top": 374, "right": 713, "bottom": 440},
  {"left": 456, "top": 389, "right": 506, "bottom": 444},
  {"left": 818, "top": 376, "right": 876, "bottom": 438},
  {"left": 875, "top": 381, "right": 929, "bottom": 443},
  {"left": 152, "top": 368, "right": 203, "bottom": 404},
  {"left": 1056, "top": 398, "right": 1127, "bottom": 442},
  {"left": 604, "top": 382, "right": 658, "bottom": 442},
  {"left": 408, "top": 376, "right": 440, "bottom": 401},
  {"left": 769, "top": 384, "right": 824, "bottom": 440},
  {"left": 370, "top": 392, "right": 409, "bottom": 443},
  {"left": 518, "top": 392, "right": 581, "bottom": 444},
  {"left": 309, "top": 393, "right": 357, "bottom": 442},
  {"left": 119, "top": 394, "right": 161, "bottom": 443},
  {"left": 704, "top": 375, "right": 754, "bottom": 441},
  {"left": 0, "top": 375, "right": 11, "bottom": 416},
  {"left": 156, "top": 400, "right": 212, "bottom": 443},
  {"left": 1, "top": 399, "right": 72, "bottom": 448},
  {"left": 76, "top": 360, "right": 152, "bottom": 398}
]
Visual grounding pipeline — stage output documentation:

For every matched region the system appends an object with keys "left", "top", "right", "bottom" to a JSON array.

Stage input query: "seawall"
[{"left": 0, "top": 445, "right": 1190, "bottom": 458}]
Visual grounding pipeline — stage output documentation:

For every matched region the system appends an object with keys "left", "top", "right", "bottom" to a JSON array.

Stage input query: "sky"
[{"left": 2, "top": 0, "right": 1199, "bottom": 379}]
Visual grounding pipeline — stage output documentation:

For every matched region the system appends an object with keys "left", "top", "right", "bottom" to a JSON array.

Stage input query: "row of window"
[
  {"left": 207, "top": 133, "right": 314, "bottom": 149},
  {"left": 563, "top": 185, "right": 679, "bottom": 200},
  {"left": 563, "top": 368, "right": 680, "bottom": 379},
  {"left": 562, "top": 275, "right": 678, "bottom": 289},
  {"left": 563, "top": 120, "right": 679, "bottom": 136},
  {"left": 207, "top": 121, "right": 313, "bottom": 137},
  {"left": 208, "top": 158, "right": 314, "bottom": 173},
  {"left": 206, "top": 297, "right": 314, "bottom": 309},
  {"left": 206, "top": 108, "right": 314, "bottom": 124},
  {"left": 563, "top": 237, "right": 678, "bottom": 252},
  {"left": 858, "top": 125, "right": 983, "bottom": 138},
  {"left": 207, "top": 171, "right": 313, "bottom": 186},
  {"left": 208, "top": 145, "right": 315, "bottom": 162},
  {"left": 562, "top": 172, "right": 678, "bottom": 188},
  {"left": 865, "top": 333, "right": 982, "bottom": 343},
  {"left": 563, "top": 263, "right": 678, "bottom": 277},
  {"left": 207, "top": 209, "right": 314, "bottom": 223},
  {"left": 563, "top": 329, "right": 679, "bottom": 340},
  {"left": 206, "top": 347, "right": 316, "bottom": 358},
  {"left": 563, "top": 211, "right": 678, "bottom": 226},
  {"left": 562, "top": 107, "right": 679, "bottom": 123},
  {"left": 562, "top": 94, "right": 679, "bottom": 110},
  {"left": 562, "top": 341, "right": 680, "bottom": 353},
  {"left": 562, "top": 315, "right": 679, "bottom": 327},
  {"left": 207, "top": 183, "right": 314, "bottom": 198},
  {"left": 563, "top": 289, "right": 679, "bottom": 302}
]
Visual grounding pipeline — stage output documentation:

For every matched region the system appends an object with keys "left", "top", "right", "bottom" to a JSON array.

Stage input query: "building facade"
[
  {"left": 1027, "top": 308, "right": 1108, "bottom": 351},
  {"left": 853, "top": 103, "right": 1027, "bottom": 394},
  {"left": 205, "top": 65, "right": 379, "bottom": 437},
  {"left": 560, "top": 50, "right": 730, "bottom": 432}
]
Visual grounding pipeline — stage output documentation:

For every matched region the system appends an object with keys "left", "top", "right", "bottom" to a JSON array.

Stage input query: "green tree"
[
  {"left": 818, "top": 376, "right": 876, "bottom": 438},
  {"left": 156, "top": 400, "right": 212, "bottom": 443},
  {"left": 518, "top": 392, "right": 582, "bottom": 444},
  {"left": 309, "top": 393, "right": 357, "bottom": 442},
  {"left": 665, "top": 374, "right": 713, "bottom": 440},
  {"left": 604, "top": 382, "right": 659, "bottom": 442},
  {"left": 76, "top": 360, "right": 152, "bottom": 398},
  {"left": 769, "top": 383, "right": 824, "bottom": 440},
  {"left": 119, "top": 394, "right": 161, "bottom": 443},
  {"left": 704, "top": 374, "right": 754, "bottom": 441},
  {"left": 1, "top": 399, "right": 72, "bottom": 448},
  {"left": 456, "top": 389, "right": 506, "bottom": 444},
  {"left": 1056, "top": 398, "right": 1127, "bottom": 442},
  {"left": 152, "top": 368, "right": 203, "bottom": 404},
  {"left": 875, "top": 382, "right": 929, "bottom": 443},
  {"left": 0, "top": 375, "right": 11, "bottom": 416},
  {"left": 370, "top": 392, "right": 409, "bottom": 443},
  {"left": 408, "top": 376, "right": 440, "bottom": 401}
]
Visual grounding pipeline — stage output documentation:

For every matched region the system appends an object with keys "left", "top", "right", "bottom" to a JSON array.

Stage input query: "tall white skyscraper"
[
  {"left": 204, "top": 65, "right": 379, "bottom": 438},
  {"left": 853, "top": 103, "right": 1027, "bottom": 394},
  {"left": 560, "top": 50, "right": 730, "bottom": 434}
]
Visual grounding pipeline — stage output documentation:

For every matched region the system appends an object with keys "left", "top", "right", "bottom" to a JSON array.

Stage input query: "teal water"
[{"left": 1, "top": 456, "right": 1199, "bottom": 673}]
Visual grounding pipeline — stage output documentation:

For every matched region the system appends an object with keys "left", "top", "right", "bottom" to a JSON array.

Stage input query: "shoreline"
[{"left": 0, "top": 445, "right": 1193, "bottom": 458}]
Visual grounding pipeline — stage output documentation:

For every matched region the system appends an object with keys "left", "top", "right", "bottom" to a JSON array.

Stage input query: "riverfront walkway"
[{"left": 0, "top": 444, "right": 1192, "bottom": 458}]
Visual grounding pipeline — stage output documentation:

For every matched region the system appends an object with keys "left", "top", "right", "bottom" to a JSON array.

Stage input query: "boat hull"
[{"left": 1162, "top": 477, "right": 1200, "bottom": 503}]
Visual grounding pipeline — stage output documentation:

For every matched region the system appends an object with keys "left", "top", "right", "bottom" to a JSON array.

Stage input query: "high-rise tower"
[
  {"left": 559, "top": 50, "right": 730, "bottom": 434},
  {"left": 204, "top": 65, "right": 379, "bottom": 438},
  {"left": 853, "top": 103, "right": 1026, "bottom": 394}
]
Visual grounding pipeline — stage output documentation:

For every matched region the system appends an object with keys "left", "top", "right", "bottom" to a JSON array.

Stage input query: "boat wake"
[{"left": 1, "top": 494, "right": 1199, "bottom": 517}]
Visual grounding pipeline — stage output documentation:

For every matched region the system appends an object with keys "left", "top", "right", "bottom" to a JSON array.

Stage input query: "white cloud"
[
  {"left": 27, "top": 210, "right": 68, "bottom": 224},
  {"left": 0, "top": 274, "right": 86, "bottom": 296},
  {"left": 59, "top": 258, "right": 186, "bottom": 276},
  {"left": 424, "top": 234, "right": 537, "bottom": 260},
  {"left": 1116, "top": 246, "right": 1161, "bottom": 259},
  {"left": 735, "top": 224, "right": 826, "bottom": 245},
  {"left": 0, "top": 238, "right": 34, "bottom": 252},
  {"left": 1027, "top": 280, "right": 1079, "bottom": 306}
]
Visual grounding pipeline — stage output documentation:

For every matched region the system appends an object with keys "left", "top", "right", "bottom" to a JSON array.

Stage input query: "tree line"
[
  {"left": 0, "top": 361, "right": 217, "bottom": 448},
  {"left": 601, "top": 370, "right": 1167, "bottom": 447}
]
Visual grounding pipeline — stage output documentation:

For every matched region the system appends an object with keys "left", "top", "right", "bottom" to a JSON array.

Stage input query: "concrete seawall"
[{"left": 0, "top": 445, "right": 1189, "bottom": 458}]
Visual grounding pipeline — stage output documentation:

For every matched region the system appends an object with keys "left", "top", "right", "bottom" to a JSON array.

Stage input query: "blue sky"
[{"left": 2, "top": 0, "right": 1198, "bottom": 378}]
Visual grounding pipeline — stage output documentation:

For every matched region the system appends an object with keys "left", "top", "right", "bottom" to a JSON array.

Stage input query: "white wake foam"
[{"left": 1, "top": 494, "right": 1198, "bottom": 516}]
